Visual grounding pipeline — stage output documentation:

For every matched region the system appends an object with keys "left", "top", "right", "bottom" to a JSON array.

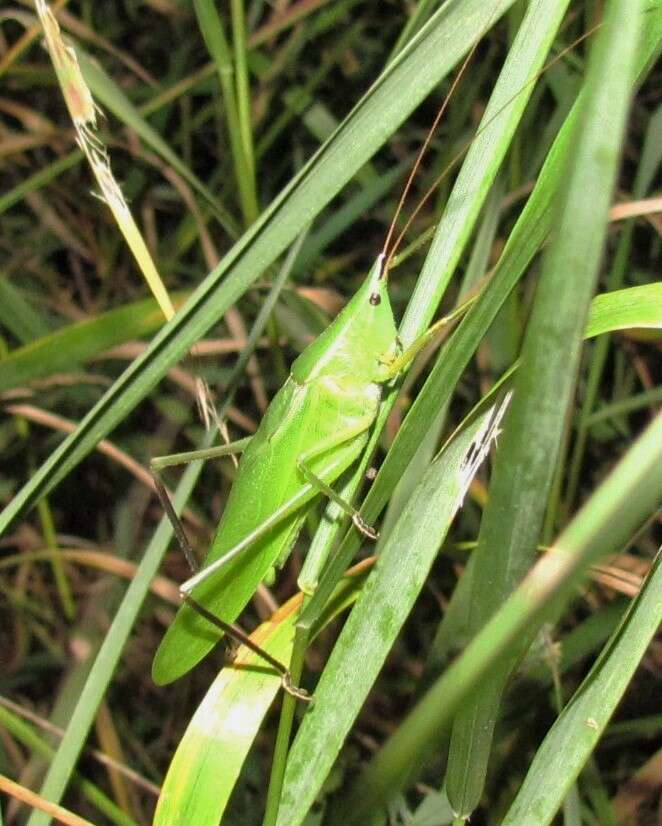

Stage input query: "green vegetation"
[{"left": 0, "top": 1, "right": 660, "bottom": 825}]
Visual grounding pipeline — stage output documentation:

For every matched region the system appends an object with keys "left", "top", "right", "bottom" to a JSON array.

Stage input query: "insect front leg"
[
  {"left": 295, "top": 417, "right": 380, "bottom": 541},
  {"left": 378, "top": 294, "right": 478, "bottom": 381}
]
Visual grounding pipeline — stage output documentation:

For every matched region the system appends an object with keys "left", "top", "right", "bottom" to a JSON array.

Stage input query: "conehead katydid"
[
  {"left": 151, "top": 251, "right": 452, "bottom": 691},
  {"left": 150, "top": 9, "right": 599, "bottom": 698},
  {"left": 149, "top": 25, "right": 492, "bottom": 693}
]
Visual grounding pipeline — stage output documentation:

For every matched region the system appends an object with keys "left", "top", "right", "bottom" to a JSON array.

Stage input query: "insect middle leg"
[
  {"left": 150, "top": 436, "right": 252, "bottom": 572},
  {"left": 151, "top": 435, "right": 252, "bottom": 472},
  {"left": 179, "top": 414, "right": 377, "bottom": 596},
  {"left": 296, "top": 450, "right": 379, "bottom": 540}
]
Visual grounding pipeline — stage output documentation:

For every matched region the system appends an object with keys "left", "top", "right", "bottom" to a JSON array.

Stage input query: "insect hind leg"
[{"left": 150, "top": 473, "right": 309, "bottom": 701}]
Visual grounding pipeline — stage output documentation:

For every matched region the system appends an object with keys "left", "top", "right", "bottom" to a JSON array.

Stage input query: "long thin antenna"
[
  {"left": 386, "top": 24, "right": 601, "bottom": 268},
  {"left": 380, "top": 39, "right": 480, "bottom": 266},
  {"left": 380, "top": 1, "right": 506, "bottom": 274}
]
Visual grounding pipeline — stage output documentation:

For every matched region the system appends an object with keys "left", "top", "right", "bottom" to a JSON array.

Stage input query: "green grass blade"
[
  {"left": 501, "top": 552, "right": 662, "bottom": 825},
  {"left": 25, "top": 437, "right": 211, "bottom": 826},
  {"left": 193, "top": 0, "right": 258, "bottom": 225},
  {"left": 444, "top": 0, "right": 643, "bottom": 814},
  {"left": 0, "top": 151, "right": 82, "bottom": 216},
  {"left": 0, "top": 294, "right": 187, "bottom": 394},
  {"left": 230, "top": 0, "right": 258, "bottom": 225},
  {"left": 0, "top": 276, "right": 52, "bottom": 344},
  {"left": 397, "top": 0, "right": 573, "bottom": 346},
  {"left": 334, "top": 410, "right": 662, "bottom": 822},
  {"left": 584, "top": 283, "right": 662, "bottom": 339},
  {"left": 276, "top": 404, "right": 508, "bottom": 826},
  {"left": 583, "top": 386, "right": 662, "bottom": 426},
  {"left": 0, "top": 0, "right": 516, "bottom": 539}
]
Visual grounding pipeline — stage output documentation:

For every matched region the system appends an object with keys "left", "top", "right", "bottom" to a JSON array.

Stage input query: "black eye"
[{"left": 369, "top": 293, "right": 381, "bottom": 306}]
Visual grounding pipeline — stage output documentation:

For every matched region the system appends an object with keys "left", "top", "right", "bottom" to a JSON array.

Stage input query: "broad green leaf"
[
  {"left": 501, "top": 552, "right": 662, "bottom": 825},
  {"left": 584, "top": 283, "right": 662, "bottom": 339},
  {"left": 154, "top": 597, "right": 300, "bottom": 826},
  {"left": 332, "top": 410, "right": 662, "bottom": 822},
  {"left": 155, "top": 565, "right": 369, "bottom": 826},
  {"left": 277, "top": 402, "right": 508, "bottom": 826},
  {"left": 0, "top": 295, "right": 187, "bottom": 394},
  {"left": 444, "top": 0, "right": 643, "bottom": 812}
]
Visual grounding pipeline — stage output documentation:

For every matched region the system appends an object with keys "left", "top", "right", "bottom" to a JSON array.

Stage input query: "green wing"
[{"left": 153, "top": 376, "right": 376, "bottom": 684}]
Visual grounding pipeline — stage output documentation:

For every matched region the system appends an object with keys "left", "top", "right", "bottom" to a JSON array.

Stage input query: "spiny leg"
[{"left": 150, "top": 465, "right": 309, "bottom": 701}]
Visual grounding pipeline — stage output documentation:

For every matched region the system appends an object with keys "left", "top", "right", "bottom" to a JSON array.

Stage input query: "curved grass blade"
[
  {"left": 0, "top": 0, "right": 516, "bottom": 540},
  {"left": 276, "top": 402, "right": 508, "bottom": 826},
  {"left": 501, "top": 551, "right": 662, "bottom": 826},
  {"left": 332, "top": 410, "right": 662, "bottom": 823},
  {"left": 444, "top": 0, "right": 643, "bottom": 813},
  {"left": 584, "top": 283, "right": 662, "bottom": 339}
]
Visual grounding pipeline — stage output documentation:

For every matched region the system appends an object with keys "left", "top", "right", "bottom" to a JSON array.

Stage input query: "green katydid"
[
  {"left": 149, "top": 11, "right": 597, "bottom": 697},
  {"left": 148, "top": 6, "right": 497, "bottom": 694},
  {"left": 151, "top": 252, "right": 449, "bottom": 691}
]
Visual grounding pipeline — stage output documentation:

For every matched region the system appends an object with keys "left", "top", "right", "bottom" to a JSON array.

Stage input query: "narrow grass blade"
[
  {"left": 584, "top": 283, "right": 662, "bottom": 339},
  {"left": 194, "top": 0, "right": 258, "bottom": 225},
  {"left": 397, "top": 0, "right": 573, "bottom": 347},
  {"left": 298, "top": 2, "right": 661, "bottom": 666},
  {"left": 276, "top": 402, "right": 508, "bottom": 826},
  {"left": 445, "top": 1, "right": 643, "bottom": 814},
  {"left": 501, "top": 552, "right": 662, "bottom": 825},
  {"left": 25, "top": 435, "right": 212, "bottom": 826},
  {"left": 0, "top": 0, "right": 516, "bottom": 538},
  {"left": 0, "top": 295, "right": 187, "bottom": 394},
  {"left": 334, "top": 411, "right": 662, "bottom": 823},
  {"left": 230, "top": 0, "right": 257, "bottom": 225}
]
